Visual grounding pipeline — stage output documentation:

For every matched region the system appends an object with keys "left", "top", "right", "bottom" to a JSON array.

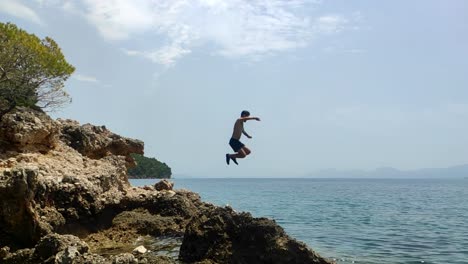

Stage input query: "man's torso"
[{"left": 231, "top": 119, "right": 243, "bottom": 140}]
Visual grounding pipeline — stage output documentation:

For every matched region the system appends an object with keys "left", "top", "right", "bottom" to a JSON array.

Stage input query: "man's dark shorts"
[{"left": 229, "top": 138, "right": 245, "bottom": 152}]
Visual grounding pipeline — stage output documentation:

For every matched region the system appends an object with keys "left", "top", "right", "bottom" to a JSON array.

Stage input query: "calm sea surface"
[{"left": 130, "top": 178, "right": 468, "bottom": 264}]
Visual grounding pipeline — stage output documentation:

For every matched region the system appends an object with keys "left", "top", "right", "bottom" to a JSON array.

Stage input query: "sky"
[{"left": 1, "top": 0, "right": 467, "bottom": 177}]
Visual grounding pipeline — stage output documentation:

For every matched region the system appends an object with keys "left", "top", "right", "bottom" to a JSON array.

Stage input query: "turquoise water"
[{"left": 130, "top": 178, "right": 468, "bottom": 264}]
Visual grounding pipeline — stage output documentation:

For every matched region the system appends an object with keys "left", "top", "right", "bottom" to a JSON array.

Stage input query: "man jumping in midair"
[{"left": 226, "top": 110, "right": 261, "bottom": 165}]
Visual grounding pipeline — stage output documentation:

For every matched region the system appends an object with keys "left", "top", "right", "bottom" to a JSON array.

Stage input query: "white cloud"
[
  {"left": 39, "top": 0, "right": 359, "bottom": 66},
  {"left": 0, "top": 0, "right": 43, "bottom": 25},
  {"left": 323, "top": 46, "right": 366, "bottom": 54},
  {"left": 78, "top": 0, "right": 326, "bottom": 65},
  {"left": 73, "top": 74, "right": 99, "bottom": 83},
  {"left": 34, "top": 0, "right": 78, "bottom": 13},
  {"left": 124, "top": 46, "right": 192, "bottom": 66},
  {"left": 314, "top": 15, "right": 348, "bottom": 34},
  {"left": 83, "top": 0, "right": 156, "bottom": 40}
]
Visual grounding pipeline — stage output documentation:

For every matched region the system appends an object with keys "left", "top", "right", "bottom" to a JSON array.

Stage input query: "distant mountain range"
[{"left": 307, "top": 164, "right": 468, "bottom": 178}]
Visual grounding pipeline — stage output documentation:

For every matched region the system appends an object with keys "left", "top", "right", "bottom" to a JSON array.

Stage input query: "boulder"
[
  {"left": 0, "top": 166, "right": 43, "bottom": 247},
  {"left": 180, "top": 207, "right": 334, "bottom": 264},
  {"left": 33, "top": 233, "right": 89, "bottom": 261},
  {"left": 154, "top": 179, "right": 173, "bottom": 191},
  {"left": 0, "top": 107, "right": 58, "bottom": 150},
  {"left": 55, "top": 246, "right": 81, "bottom": 264}
]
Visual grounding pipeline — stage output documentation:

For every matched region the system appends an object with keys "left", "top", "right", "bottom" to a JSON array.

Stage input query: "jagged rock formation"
[
  {"left": 0, "top": 108, "right": 334, "bottom": 264},
  {"left": 59, "top": 119, "right": 144, "bottom": 167},
  {"left": 180, "top": 207, "right": 330, "bottom": 264}
]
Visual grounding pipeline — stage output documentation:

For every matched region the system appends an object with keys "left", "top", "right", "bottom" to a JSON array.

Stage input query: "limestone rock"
[
  {"left": 132, "top": 245, "right": 147, "bottom": 254},
  {"left": 0, "top": 107, "right": 58, "bottom": 150},
  {"left": 0, "top": 248, "right": 34, "bottom": 264},
  {"left": 0, "top": 246, "right": 10, "bottom": 259},
  {"left": 0, "top": 166, "right": 42, "bottom": 246},
  {"left": 58, "top": 119, "right": 143, "bottom": 168},
  {"left": 154, "top": 179, "right": 173, "bottom": 191},
  {"left": 180, "top": 207, "right": 334, "bottom": 264},
  {"left": 55, "top": 246, "right": 81, "bottom": 264},
  {"left": 33, "top": 233, "right": 89, "bottom": 261},
  {"left": 111, "top": 253, "right": 137, "bottom": 264}
]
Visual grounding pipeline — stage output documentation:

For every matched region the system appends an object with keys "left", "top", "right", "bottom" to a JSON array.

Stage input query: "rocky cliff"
[{"left": 0, "top": 108, "right": 333, "bottom": 264}]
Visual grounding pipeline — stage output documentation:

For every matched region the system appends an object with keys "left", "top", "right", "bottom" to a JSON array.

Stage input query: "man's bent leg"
[
  {"left": 241, "top": 147, "right": 251, "bottom": 156},
  {"left": 235, "top": 148, "right": 247, "bottom": 158}
]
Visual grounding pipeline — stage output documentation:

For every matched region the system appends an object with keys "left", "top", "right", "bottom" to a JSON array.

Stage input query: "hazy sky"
[{"left": 1, "top": 0, "right": 467, "bottom": 177}]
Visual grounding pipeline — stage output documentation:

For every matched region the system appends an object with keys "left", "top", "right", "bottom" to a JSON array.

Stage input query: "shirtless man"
[{"left": 226, "top": 110, "right": 261, "bottom": 165}]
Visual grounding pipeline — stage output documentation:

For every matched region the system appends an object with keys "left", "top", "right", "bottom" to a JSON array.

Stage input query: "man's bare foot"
[{"left": 226, "top": 154, "right": 230, "bottom": 165}]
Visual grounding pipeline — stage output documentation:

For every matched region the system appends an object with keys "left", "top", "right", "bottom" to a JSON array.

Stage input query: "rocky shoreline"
[{"left": 0, "top": 108, "right": 333, "bottom": 264}]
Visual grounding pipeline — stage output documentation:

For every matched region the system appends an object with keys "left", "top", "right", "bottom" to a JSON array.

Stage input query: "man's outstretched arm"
[{"left": 239, "top": 116, "right": 261, "bottom": 121}]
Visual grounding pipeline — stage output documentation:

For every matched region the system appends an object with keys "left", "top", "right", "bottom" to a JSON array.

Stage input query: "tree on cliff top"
[{"left": 0, "top": 22, "right": 75, "bottom": 118}]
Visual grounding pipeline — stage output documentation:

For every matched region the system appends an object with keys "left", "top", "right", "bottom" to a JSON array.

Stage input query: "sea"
[{"left": 130, "top": 178, "right": 468, "bottom": 264}]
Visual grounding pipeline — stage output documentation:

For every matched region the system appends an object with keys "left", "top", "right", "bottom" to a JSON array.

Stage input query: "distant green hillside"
[{"left": 128, "top": 154, "right": 171, "bottom": 179}]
